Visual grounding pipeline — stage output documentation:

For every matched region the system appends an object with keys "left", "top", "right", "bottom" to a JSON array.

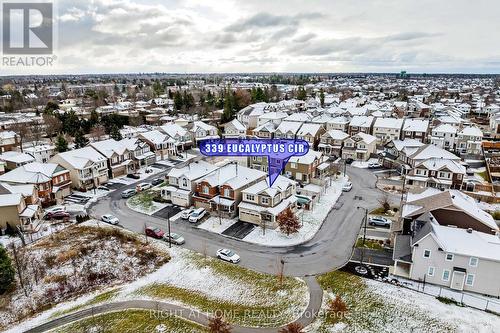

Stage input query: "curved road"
[{"left": 26, "top": 165, "right": 395, "bottom": 332}]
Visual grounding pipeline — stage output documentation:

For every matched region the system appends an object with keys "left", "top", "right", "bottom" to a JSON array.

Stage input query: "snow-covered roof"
[
  {"left": 253, "top": 121, "right": 276, "bottom": 133},
  {"left": 243, "top": 175, "right": 295, "bottom": 196},
  {"left": 327, "top": 116, "right": 350, "bottom": 125},
  {"left": 432, "top": 124, "right": 457, "bottom": 134},
  {"left": 459, "top": 126, "right": 483, "bottom": 137},
  {"left": 0, "top": 131, "right": 17, "bottom": 140},
  {"left": 416, "top": 158, "right": 465, "bottom": 174},
  {"left": 160, "top": 123, "right": 188, "bottom": 138},
  {"left": 226, "top": 119, "right": 246, "bottom": 131},
  {"left": 374, "top": 117, "right": 404, "bottom": 129},
  {"left": 284, "top": 113, "right": 311, "bottom": 122},
  {"left": 420, "top": 223, "right": 500, "bottom": 262},
  {"left": 202, "top": 163, "right": 266, "bottom": 189},
  {"left": 168, "top": 160, "right": 218, "bottom": 180},
  {"left": 402, "top": 119, "right": 429, "bottom": 133},
  {"left": 276, "top": 121, "right": 303, "bottom": 135},
  {"left": 0, "top": 193, "right": 22, "bottom": 207},
  {"left": 354, "top": 132, "right": 376, "bottom": 145},
  {"left": 90, "top": 139, "right": 127, "bottom": 158},
  {"left": 289, "top": 150, "right": 322, "bottom": 164},
  {"left": 297, "top": 123, "right": 322, "bottom": 136},
  {"left": 392, "top": 139, "right": 424, "bottom": 151},
  {"left": 55, "top": 146, "right": 106, "bottom": 169},
  {"left": 0, "top": 162, "right": 66, "bottom": 184},
  {"left": 349, "top": 116, "right": 374, "bottom": 128},
  {"left": 140, "top": 130, "right": 168, "bottom": 144},
  {"left": 408, "top": 144, "right": 460, "bottom": 161},
  {"left": 192, "top": 121, "right": 216, "bottom": 132},
  {"left": 0, "top": 151, "right": 35, "bottom": 164},
  {"left": 323, "top": 129, "right": 349, "bottom": 141},
  {"left": 258, "top": 111, "right": 288, "bottom": 121}
]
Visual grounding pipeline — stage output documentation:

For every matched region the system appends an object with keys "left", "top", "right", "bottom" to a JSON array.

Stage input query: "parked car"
[
  {"left": 101, "top": 214, "right": 119, "bottom": 225},
  {"left": 145, "top": 226, "right": 165, "bottom": 239},
  {"left": 121, "top": 189, "right": 136, "bottom": 198},
  {"left": 136, "top": 182, "right": 152, "bottom": 191},
  {"left": 216, "top": 248, "right": 240, "bottom": 263},
  {"left": 126, "top": 173, "right": 140, "bottom": 179},
  {"left": 180, "top": 209, "right": 194, "bottom": 220},
  {"left": 98, "top": 185, "right": 110, "bottom": 191},
  {"left": 151, "top": 178, "right": 164, "bottom": 186},
  {"left": 368, "top": 162, "right": 382, "bottom": 169},
  {"left": 345, "top": 158, "right": 354, "bottom": 164},
  {"left": 342, "top": 182, "right": 353, "bottom": 192},
  {"left": 188, "top": 208, "right": 206, "bottom": 223},
  {"left": 44, "top": 206, "right": 66, "bottom": 215},
  {"left": 45, "top": 211, "right": 70, "bottom": 220},
  {"left": 368, "top": 216, "right": 391, "bottom": 227},
  {"left": 163, "top": 232, "right": 185, "bottom": 245}
]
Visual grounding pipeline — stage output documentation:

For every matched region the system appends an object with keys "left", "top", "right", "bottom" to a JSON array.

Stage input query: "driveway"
[{"left": 221, "top": 221, "right": 256, "bottom": 239}]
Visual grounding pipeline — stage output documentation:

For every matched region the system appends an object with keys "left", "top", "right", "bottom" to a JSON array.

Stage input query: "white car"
[
  {"left": 136, "top": 183, "right": 152, "bottom": 191},
  {"left": 163, "top": 233, "right": 185, "bottom": 245},
  {"left": 188, "top": 208, "right": 206, "bottom": 223},
  {"left": 101, "top": 214, "right": 119, "bottom": 225},
  {"left": 368, "top": 162, "right": 382, "bottom": 169},
  {"left": 180, "top": 209, "right": 194, "bottom": 220},
  {"left": 216, "top": 248, "right": 240, "bottom": 263},
  {"left": 342, "top": 182, "right": 353, "bottom": 192},
  {"left": 44, "top": 206, "right": 66, "bottom": 218}
]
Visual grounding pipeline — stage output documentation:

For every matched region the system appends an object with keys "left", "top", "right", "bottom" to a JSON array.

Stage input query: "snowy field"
[
  {"left": 243, "top": 176, "right": 348, "bottom": 246},
  {"left": 197, "top": 216, "right": 238, "bottom": 233},
  {"left": 6, "top": 234, "right": 309, "bottom": 332},
  {"left": 312, "top": 271, "right": 500, "bottom": 333}
]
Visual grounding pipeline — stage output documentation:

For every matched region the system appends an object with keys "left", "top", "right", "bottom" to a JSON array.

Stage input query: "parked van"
[{"left": 188, "top": 208, "right": 206, "bottom": 223}]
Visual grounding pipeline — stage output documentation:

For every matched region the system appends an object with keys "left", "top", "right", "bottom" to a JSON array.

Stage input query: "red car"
[
  {"left": 45, "top": 211, "right": 70, "bottom": 220},
  {"left": 145, "top": 226, "right": 164, "bottom": 239}
]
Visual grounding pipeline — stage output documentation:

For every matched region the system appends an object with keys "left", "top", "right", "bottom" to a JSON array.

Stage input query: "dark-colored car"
[
  {"left": 126, "top": 173, "right": 140, "bottom": 179},
  {"left": 345, "top": 158, "right": 354, "bottom": 165},
  {"left": 45, "top": 211, "right": 70, "bottom": 220},
  {"left": 151, "top": 178, "right": 164, "bottom": 186},
  {"left": 145, "top": 226, "right": 165, "bottom": 239}
]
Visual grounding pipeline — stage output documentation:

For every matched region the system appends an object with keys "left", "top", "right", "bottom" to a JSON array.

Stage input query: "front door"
[{"left": 450, "top": 271, "right": 465, "bottom": 290}]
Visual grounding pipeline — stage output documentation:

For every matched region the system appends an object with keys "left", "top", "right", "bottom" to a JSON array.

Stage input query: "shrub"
[
  {"left": 0, "top": 245, "right": 15, "bottom": 294},
  {"left": 328, "top": 295, "right": 348, "bottom": 317}
]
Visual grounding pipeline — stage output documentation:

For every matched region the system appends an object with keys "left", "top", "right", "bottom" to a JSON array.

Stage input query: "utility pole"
[
  {"left": 167, "top": 212, "right": 171, "bottom": 248},
  {"left": 357, "top": 206, "right": 368, "bottom": 246}
]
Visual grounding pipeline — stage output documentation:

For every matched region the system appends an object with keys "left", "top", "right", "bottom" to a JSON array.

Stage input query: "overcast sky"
[{"left": 4, "top": 0, "right": 500, "bottom": 75}]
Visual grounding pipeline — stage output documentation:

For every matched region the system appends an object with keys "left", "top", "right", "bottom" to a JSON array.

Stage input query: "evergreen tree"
[
  {"left": 55, "top": 134, "right": 68, "bottom": 152},
  {"left": 90, "top": 110, "right": 99, "bottom": 125},
  {"left": 297, "top": 86, "right": 307, "bottom": 100},
  {"left": 74, "top": 129, "right": 89, "bottom": 148},
  {"left": 174, "top": 91, "right": 183, "bottom": 111},
  {"left": 0, "top": 245, "right": 15, "bottom": 294},
  {"left": 110, "top": 125, "right": 122, "bottom": 141},
  {"left": 320, "top": 88, "right": 325, "bottom": 107}
]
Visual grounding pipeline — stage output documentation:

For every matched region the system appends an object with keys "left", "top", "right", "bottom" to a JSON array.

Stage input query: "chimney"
[{"left": 466, "top": 228, "right": 473, "bottom": 234}]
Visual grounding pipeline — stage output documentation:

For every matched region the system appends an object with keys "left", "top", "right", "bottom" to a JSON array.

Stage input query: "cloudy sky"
[{"left": 4, "top": 0, "right": 500, "bottom": 74}]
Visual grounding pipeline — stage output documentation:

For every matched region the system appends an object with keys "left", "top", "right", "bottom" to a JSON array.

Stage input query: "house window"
[
  {"left": 246, "top": 194, "right": 255, "bottom": 201},
  {"left": 202, "top": 186, "right": 209, "bottom": 194},
  {"left": 465, "top": 274, "right": 474, "bottom": 286},
  {"left": 261, "top": 197, "right": 270, "bottom": 204},
  {"left": 445, "top": 253, "right": 454, "bottom": 261},
  {"left": 469, "top": 257, "right": 478, "bottom": 267},
  {"left": 423, "top": 249, "right": 431, "bottom": 258},
  {"left": 224, "top": 188, "right": 231, "bottom": 197},
  {"left": 442, "top": 270, "right": 450, "bottom": 281},
  {"left": 291, "top": 163, "right": 297, "bottom": 169},
  {"left": 427, "top": 266, "right": 435, "bottom": 277},
  {"left": 182, "top": 179, "right": 187, "bottom": 187}
]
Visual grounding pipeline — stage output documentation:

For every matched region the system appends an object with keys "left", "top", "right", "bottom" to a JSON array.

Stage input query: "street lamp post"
[{"left": 357, "top": 206, "right": 368, "bottom": 246}]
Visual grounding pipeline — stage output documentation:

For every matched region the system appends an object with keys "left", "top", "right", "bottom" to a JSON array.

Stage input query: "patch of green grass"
[
  {"left": 478, "top": 170, "right": 490, "bottom": 182},
  {"left": 355, "top": 238, "right": 384, "bottom": 250},
  {"left": 134, "top": 252, "right": 307, "bottom": 327},
  {"left": 128, "top": 190, "right": 156, "bottom": 210},
  {"left": 50, "top": 288, "right": 120, "bottom": 319},
  {"left": 436, "top": 296, "right": 461, "bottom": 306},
  {"left": 51, "top": 309, "right": 208, "bottom": 333},
  {"left": 315, "top": 271, "right": 455, "bottom": 332},
  {"left": 491, "top": 211, "right": 500, "bottom": 220}
]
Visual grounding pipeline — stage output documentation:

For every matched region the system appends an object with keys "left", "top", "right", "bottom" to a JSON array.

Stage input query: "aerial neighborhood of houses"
[{"left": 1, "top": 74, "right": 500, "bottom": 331}]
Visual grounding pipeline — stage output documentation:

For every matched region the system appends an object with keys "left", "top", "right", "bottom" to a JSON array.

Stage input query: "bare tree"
[
  {"left": 28, "top": 121, "right": 45, "bottom": 146},
  {"left": 279, "top": 323, "right": 304, "bottom": 333},
  {"left": 10, "top": 121, "right": 31, "bottom": 152},
  {"left": 90, "top": 125, "right": 106, "bottom": 142},
  {"left": 378, "top": 193, "right": 391, "bottom": 214},
  {"left": 208, "top": 315, "right": 232, "bottom": 333},
  {"left": 10, "top": 243, "right": 28, "bottom": 297},
  {"left": 42, "top": 114, "right": 62, "bottom": 141}
]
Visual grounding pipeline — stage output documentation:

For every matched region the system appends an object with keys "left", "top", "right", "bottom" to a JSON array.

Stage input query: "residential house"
[
  {"left": 252, "top": 122, "right": 276, "bottom": 139},
  {"left": 456, "top": 126, "right": 483, "bottom": 155},
  {"left": 274, "top": 121, "right": 303, "bottom": 140},
  {"left": 430, "top": 124, "right": 457, "bottom": 151},
  {"left": 162, "top": 160, "right": 218, "bottom": 207},
  {"left": 296, "top": 123, "right": 325, "bottom": 149},
  {"left": 285, "top": 150, "right": 323, "bottom": 184},
  {"left": 326, "top": 116, "right": 350, "bottom": 132},
  {"left": 119, "top": 137, "right": 156, "bottom": 169},
  {"left": 159, "top": 123, "right": 193, "bottom": 152},
  {"left": 223, "top": 119, "right": 247, "bottom": 138},
  {"left": 50, "top": 147, "right": 109, "bottom": 191},
  {"left": 348, "top": 116, "right": 374, "bottom": 136},
  {"left": 0, "top": 131, "right": 19, "bottom": 153},
  {"left": 193, "top": 163, "right": 266, "bottom": 217},
  {"left": 139, "top": 130, "right": 175, "bottom": 160},
  {"left": 372, "top": 118, "right": 404, "bottom": 145},
  {"left": 0, "top": 151, "right": 35, "bottom": 170},
  {"left": 237, "top": 103, "right": 266, "bottom": 130},
  {"left": 318, "top": 130, "right": 349, "bottom": 157},
  {"left": 284, "top": 113, "right": 312, "bottom": 123},
  {"left": 24, "top": 144, "right": 56, "bottom": 163},
  {"left": 405, "top": 158, "right": 465, "bottom": 190},
  {"left": 0, "top": 162, "right": 71, "bottom": 204},
  {"left": 257, "top": 111, "right": 288, "bottom": 127},
  {"left": 189, "top": 121, "right": 219, "bottom": 145},
  {"left": 341, "top": 132, "right": 377, "bottom": 161},
  {"left": 90, "top": 139, "right": 134, "bottom": 178},
  {"left": 380, "top": 139, "right": 425, "bottom": 170},
  {"left": 238, "top": 176, "right": 298, "bottom": 228},
  {"left": 0, "top": 193, "right": 41, "bottom": 233},
  {"left": 402, "top": 119, "right": 429, "bottom": 142}
]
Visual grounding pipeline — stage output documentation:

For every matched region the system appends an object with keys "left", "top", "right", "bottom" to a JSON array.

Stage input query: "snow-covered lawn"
[
  {"left": 243, "top": 176, "right": 348, "bottom": 246},
  {"left": 351, "top": 158, "right": 379, "bottom": 169},
  {"left": 126, "top": 190, "right": 167, "bottom": 215},
  {"left": 311, "top": 270, "right": 500, "bottom": 333},
  {"left": 6, "top": 234, "right": 309, "bottom": 332},
  {"left": 107, "top": 166, "right": 163, "bottom": 186},
  {"left": 197, "top": 216, "right": 238, "bottom": 233},
  {"left": 0, "top": 223, "right": 169, "bottom": 332}
]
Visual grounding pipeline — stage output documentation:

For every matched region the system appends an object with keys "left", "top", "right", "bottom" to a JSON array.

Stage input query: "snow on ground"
[
  {"left": 478, "top": 201, "right": 500, "bottom": 212},
  {"left": 197, "top": 216, "right": 238, "bottom": 233},
  {"left": 351, "top": 158, "right": 379, "bottom": 169},
  {"left": 154, "top": 160, "right": 177, "bottom": 167},
  {"left": 243, "top": 176, "right": 348, "bottom": 246},
  {"left": 126, "top": 195, "right": 167, "bottom": 215},
  {"left": 107, "top": 166, "right": 163, "bottom": 185},
  {"left": 365, "top": 279, "right": 500, "bottom": 333}
]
